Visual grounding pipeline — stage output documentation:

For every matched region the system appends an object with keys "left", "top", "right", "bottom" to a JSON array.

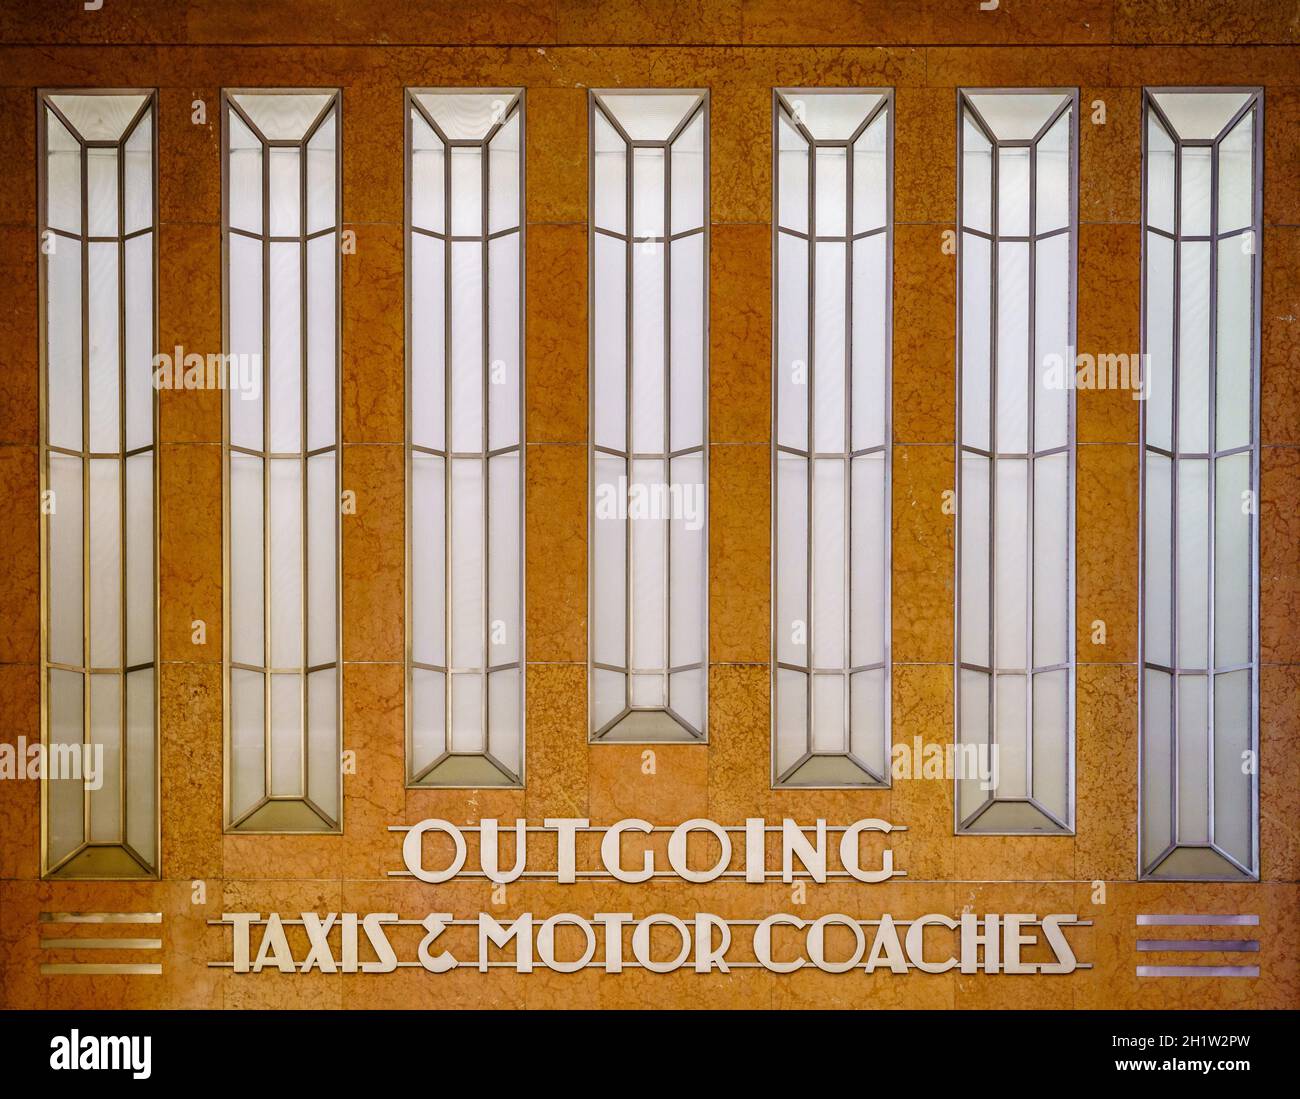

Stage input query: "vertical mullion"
[
  {"left": 987, "top": 137, "right": 999, "bottom": 779},
  {"left": 843, "top": 138, "right": 854, "bottom": 758},
  {"left": 442, "top": 128, "right": 453, "bottom": 746},
  {"left": 80, "top": 136, "right": 91, "bottom": 843},
  {"left": 1025, "top": 135, "right": 1038, "bottom": 800},
  {"left": 1206, "top": 126, "right": 1220, "bottom": 848},
  {"left": 663, "top": 137, "right": 672, "bottom": 709},
  {"left": 299, "top": 133, "right": 310, "bottom": 799},
  {"left": 805, "top": 138, "right": 816, "bottom": 756},
  {"left": 1169, "top": 137, "right": 1182, "bottom": 848},
  {"left": 482, "top": 131, "right": 491, "bottom": 750},
  {"left": 117, "top": 127, "right": 128, "bottom": 842},
  {"left": 260, "top": 127, "right": 272, "bottom": 801},
  {"left": 623, "top": 125, "right": 633, "bottom": 708}
]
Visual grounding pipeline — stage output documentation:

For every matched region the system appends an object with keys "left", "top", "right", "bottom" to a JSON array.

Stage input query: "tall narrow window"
[
  {"left": 39, "top": 91, "right": 159, "bottom": 879},
  {"left": 1139, "top": 89, "right": 1261, "bottom": 881},
  {"left": 406, "top": 89, "right": 525, "bottom": 787},
  {"left": 771, "top": 89, "right": 892, "bottom": 788},
  {"left": 222, "top": 90, "right": 341, "bottom": 833},
  {"left": 589, "top": 90, "right": 709, "bottom": 743},
  {"left": 955, "top": 90, "right": 1077, "bottom": 834}
]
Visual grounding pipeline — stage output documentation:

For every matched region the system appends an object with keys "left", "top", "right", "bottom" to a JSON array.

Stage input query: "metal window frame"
[
  {"left": 220, "top": 87, "right": 344, "bottom": 834},
  {"left": 1137, "top": 86, "right": 1263, "bottom": 882},
  {"left": 37, "top": 87, "right": 161, "bottom": 881},
  {"left": 587, "top": 88, "right": 711, "bottom": 744},
  {"left": 403, "top": 87, "right": 527, "bottom": 788},
  {"left": 954, "top": 87, "right": 1079, "bottom": 836},
  {"left": 769, "top": 87, "right": 895, "bottom": 789}
]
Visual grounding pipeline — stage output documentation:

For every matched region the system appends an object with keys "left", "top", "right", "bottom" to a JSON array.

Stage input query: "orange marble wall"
[{"left": 0, "top": 0, "right": 1297, "bottom": 1010}]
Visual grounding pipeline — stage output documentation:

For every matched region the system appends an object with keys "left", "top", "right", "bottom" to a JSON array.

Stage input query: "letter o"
[
  {"left": 667, "top": 819, "right": 732, "bottom": 883},
  {"left": 401, "top": 819, "right": 467, "bottom": 883}
]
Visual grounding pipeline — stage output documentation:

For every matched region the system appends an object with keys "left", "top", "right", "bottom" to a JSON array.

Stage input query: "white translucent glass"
[
  {"left": 628, "top": 457, "right": 667, "bottom": 671},
  {"left": 782, "top": 91, "right": 881, "bottom": 140},
  {"left": 410, "top": 110, "right": 445, "bottom": 233},
  {"left": 960, "top": 117, "right": 992, "bottom": 234},
  {"left": 488, "top": 232, "right": 522, "bottom": 451},
  {"left": 449, "top": 457, "right": 485, "bottom": 669},
  {"left": 1143, "top": 231, "right": 1175, "bottom": 451},
  {"left": 775, "top": 232, "right": 808, "bottom": 450},
  {"left": 268, "top": 146, "right": 300, "bottom": 236},
  {"left": 775, "top": 668, "right": 807, "bottom": 776},
  {"left": 409, "top": 232, "right": 445, "bottom": 451},
  {"left": 1215, "top": 236, "right": 1253, "bottom": 452},
  {"left": 47, "top": 669, "right": 84, "bottom": 863},
  {"left": 959, "top": 452, "right": 990, "bottom": 667},
  {"left": 1146, "top": 114, "right": 1176, "bottom": 234},
  {"left": 1213, "top": 453, "right": 1250, "bottom": 669},
  {"left": 670, "top": 111, "right": 705, "bottom": 234},
  {"left": 1033, "top": 231, "right": 1070, "bottom": 451},
  {"left": 489, "top": 112, "right": 521, "bottom": 235},
  {"left": 307, "top": 112, "right": 337, "bottom": 235},
  {"left": 1175, "top": 458, "right": 1210, "bottom": 668},
  {"left": 1179, "top": 147, "right": 1212, "bottom": 237},
  {"left": 1150, "top": 91, "right": 1249, "bottom": 142},
  {"left": 632, "top": 148, "right": 665, "bottom": 239},
  {"left": 88, "top": 458, "right": 122, "bottom": 668},
  {"left": 448, "top": 240, "right": 484, "bottom": 453},
  {"left": 307, "top": 667, "right": 338, "bottom": 817},
  {"left": 267, "top": 241, "right": 303, "bottom": 452},
  {"left": 46, "top": 239, "right": 82, "bottom": 451},
  {"left": 86, "top": 147, "right": 118, "bottom": 236},
  {"left": 592, "top": 452, "right": 627, "bottom": 667},
  {"left": 812, "top": 241, "right": 846, "bottom": 454},
  {"left": 409, "top": 452, "right": 446, "bottom": 667},
  {"left": 994, "top": 674, "right": 1027, "bottom": 796},
  {"left": 487, "top": 451, "right": 521, "bottom": 665},
  {"left": 123, "top": 233, "right": 153, "bottom": 451},
  {"left": 668, "top": 452, "right": 705, "bottom": 668},
  {"left": 413, "top": 91, "right": 513, "bottom": 141},
  {"left": 227, "top": 233, "right": 264, "bottom": 451},
  {"left": 488, "top": 667, "right": 522, "bottom": 772},
  {"left": 268, "top": 458, "right": 304, "bottom": 668},
  {"left": 811, "top": 673, "right": 844, "bottom": 753},
  {"left": 1143, "top": 451, "right": 1173, "bottom": 668},
  {"left": 125, "top": 451, "right": 153, "bottom": 667},
  {"left": 959, "top": 232, "right": 991, "bottom": 451},
  {"left": 230, "top": 668, "right": 265, "bottom": 816},
  {"left": 230, "top": 92, "right": 333, "bottom": 142},
  {"left": 306, "top": 451, "right": 336, "bottom": 668},
  {"left": 1141, "top": 668, "right": 1173, "bottom": 859},
  {"left": 1035, "top": 112, "right": 1070, "bottom": 234},
  {"left": 269, "top": 672, "right": 302, "bottom": 796},
  {"left": 774, "top": 452, "right": 808, "bottom": 666},
  {"left": 994, "top": 241, "right": 1029, "bottom": 453},
  {"left": 593, "top": 110, "right": 626, "bottom": 235},
  {"left": 814, "top": 147, "right": 847, "bottom": 237},
  {"left": 88, "top": 673, "right": 121, "bottom": 842},
  {"left": 853, "top": 113, "right": 888, "bottom": 233},
  {"left": 125, "top": 666, "right": 155, "bottom": 861},
  {"left": 87, "top": 241, "right": 120, "bottom": 454},
  {"left": 598, "top": 93, "right": 700, "bottom": 141},
  {"left": 1176, "top": 674, "right": 1210, "bottom": 842},
  {"left": 630, "top": 243, "right": 665, "bottom": 453},
  {"left": 776, "top": 112, "right": 808, "bottom": 234},
  {"left": 850, "top": 668, "right": 887, "bottom": 777},
  {"left": 1176, "top": 240, "right": 1210, "bottom": 453},
  {"left": 306, "top": 233, "right": 337, "bottom": 451},
  {"left": 851, "top": 233, "right": 888, "bottom": 450},
  {"left": 965, "top": 93, "right": 1068, "bottom": 141},
  {"left": 50, "top": 93, "right": 147, "bottom": 142},
  {"left": 996, "top": 147, "right": 1030, "bottom": 237},
  {"left": 1032, "top": 669, "right": 1069, "bottom": 820},
  {"left": 669, "top": 232, "right": 705, "bottom": 451},
  {"left": 810, "top": 458, "right": 846, "bottom": 669},
  {"left": 229, "top": 452, "right": 264, "bottom": 667},
  {"left": 48, "top": 455, "right": 83, "bottom": 667},
  {"left": 410, "top": 667, "right": 446, "bottom": 771},
  {"left": 592, "top": 233, "right": 627, "bottom": 452},
  {"left": 1212, "top": 669, "right": 1251, "bottom": 865},
  {"left": 227, "top": 111, "right": 263, "bottom": 234},
  {"left": 1032, "top": 452, "right": 1069, "bottom": 667},
  {"left": 1217, "top": 112, "right": 1254, "bottom": 234},
  {"left": 850, "top": 452, "right": 886, "bottom": 667},
  {"left": 450, "top": 147, "right": 482, "bottom": 237},
  {"left": 957, "top": 669, "right": 990, "bottom": 819},
  {"left": 993, "top": 458, "right": 1029, "bottom": 669},
  {"left": 45, "top": 110, "right": 81, "bottom": 234}
]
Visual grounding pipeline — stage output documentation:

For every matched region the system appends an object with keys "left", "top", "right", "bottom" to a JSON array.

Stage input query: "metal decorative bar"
[
  {"left": 39, "top": 90, "right": 159, "bottom": 879},
  {"left": 955, "top": 89, "right": 1078, "bottom": 834},
  {"left": 405, "top": 89, "right": 525, "bottom": 787},
  {"left": 771, "top": 89, "right": 893, "bottom": 788},
  {"left": 222, "top": 90, "right": 342, "bottom": 833},
  {"left": 588, "top": 89, "right": 710, "bottom": 743},
  {"left": 1139, "top": 88, "right": 1262, "bottom": 881}
]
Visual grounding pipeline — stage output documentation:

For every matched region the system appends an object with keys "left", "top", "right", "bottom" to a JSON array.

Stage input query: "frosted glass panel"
[
  {"left": 956, "top": 90, "right": 1075, "bottom": 833},
  {"left": 772, "top": 90, "right": 891, "bottom": 787},
  {"left": 224, "top": 90, "right": 341, "bottom": 831},
  {"left": 590, "top": 91, "right": 708, "bottom": 744},
  {"left": 1139, "top": 89, "right": 1260, "bottom": 881},
  {"left": 406, "top": 90, "right": 524, "bottom": 786},
  {"left": 40, "top": 93, "right": 157, "bottom": 879}
]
